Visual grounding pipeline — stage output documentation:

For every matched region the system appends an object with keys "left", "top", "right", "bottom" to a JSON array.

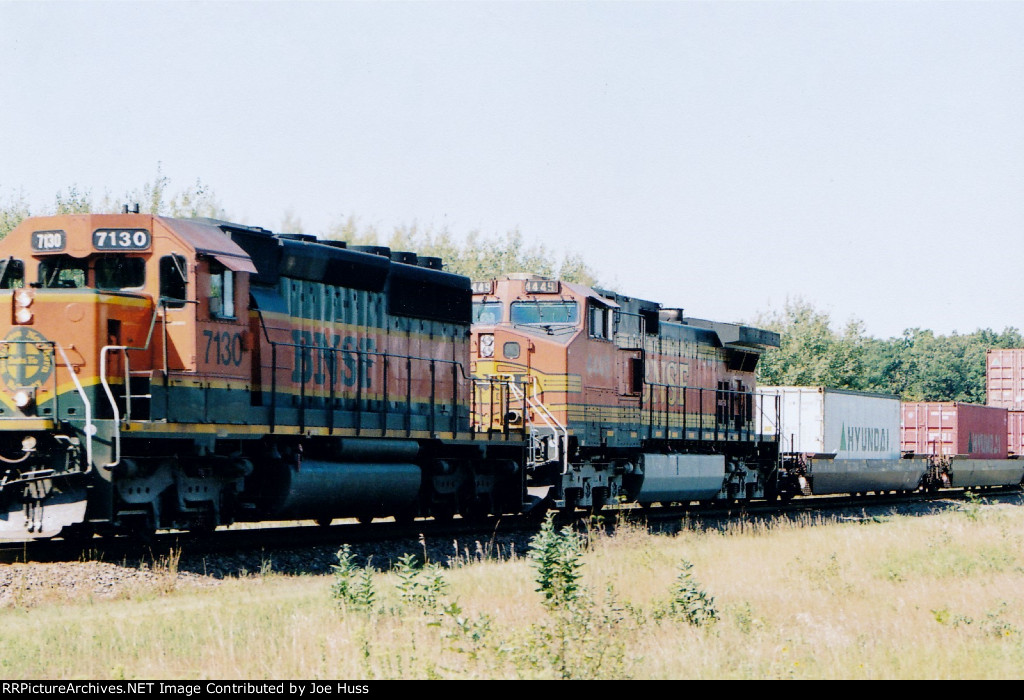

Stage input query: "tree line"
[
  {"left": 753, "top": 298, "right": 1020, "bottom": 402},
  {"left": 2, "top": 170, "right": 1016, "bottom": 402},
  {"left": 0, "top": 168, "right": 597, "bottom": 285}
]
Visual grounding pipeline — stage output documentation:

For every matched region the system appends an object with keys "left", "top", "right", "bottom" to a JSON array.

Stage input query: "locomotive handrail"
[
  {"left": 99, "top": 346, "right": 125, "bottom": 467},
  {"left": 0, "top": 339, "right": 95, "bottom": 473},
  {"left": 256, "top": 332, "right": 474, "bottom": 436},
  {"left": 517, "top": 375, "right": 568, "bottom": 474},
  {"left": 55, "top": 342, "right": 94, "bottom": 471},
  {"left": 642, "top": 382, "right": 774, "bottom": 443},
  {"left": 470, "top": 375, "right": 530, "bottom": 438},
  {"left": 98, "top": 301, "right": 161, "bottom": 467},
  {"left": 250, "top": 305, "right": 522, "bottom": 438}
]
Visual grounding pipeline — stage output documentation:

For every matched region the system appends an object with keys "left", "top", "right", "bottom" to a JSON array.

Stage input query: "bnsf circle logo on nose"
[{"left": 0, "top": 328, "right": 55, "bottom": 389}]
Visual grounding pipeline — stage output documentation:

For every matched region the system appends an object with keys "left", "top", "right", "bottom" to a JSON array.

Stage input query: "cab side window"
[
  {"left": 588, "top": 304, "right": 614, "bottom": 340},
  {"left": 159, "top": 255, "right": 188, "bottom": 309},
  {"left": 0, "top": 259, "right": 24, "bottom": 289},
  {"left": 208, "top": 261, "right": 235, "bottom": 319}
]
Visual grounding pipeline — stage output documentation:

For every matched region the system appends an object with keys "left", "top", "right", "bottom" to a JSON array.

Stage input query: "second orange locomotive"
[{"left": 470, "top": 274, "right": 782, "bottom": 509}]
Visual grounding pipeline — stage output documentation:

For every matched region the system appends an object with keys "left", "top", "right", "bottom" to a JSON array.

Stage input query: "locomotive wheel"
[
  {"left": 562, "top": 488, "right": 580, "bottom": 513},
  {"left": 127, "top": 522, "right": 157, "bottom": 546},
  {"left": 188, "top": 518, "right": 217, "bottom": 538},
  {"left": 462, "top": 500, "right": 490, "bottom": 524},
  {"left": 432, "top": 504, "right": 455, "bottom": 523},
  {"left": 60, "top": 523, "right": 94, "bottom": 544},
  {"left": 394, "top": 507, "right": 417, "bottom": 526},
  {"left": 523, "top": 493, "right": 552, "bottom": 522}
]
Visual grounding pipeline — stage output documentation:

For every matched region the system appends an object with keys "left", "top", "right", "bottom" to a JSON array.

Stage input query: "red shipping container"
[
  {"left": 902, "top": 402, "right": 1008, "bottom": 459},
  {"left": 987, "top": 349, "right": 1024, "bottom": 410},
  {"left": 1008, "top": 411, "right": 1024, "bottom": 457}
]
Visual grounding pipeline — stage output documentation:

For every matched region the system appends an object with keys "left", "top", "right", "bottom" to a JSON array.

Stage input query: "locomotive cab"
[
  {"left": 0, "top": 215, "right": 256, "bottom": 423},
  {"left": 471, "top": 276, "right": 601, "bottom": 435},
  {"left": 0, "top": 214, "right": 258, "bottom": 537}
]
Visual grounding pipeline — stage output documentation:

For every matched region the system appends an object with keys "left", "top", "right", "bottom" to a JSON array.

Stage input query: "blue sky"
[{"left": 1, "top": 1, "right": 1022, "bottom": 338}]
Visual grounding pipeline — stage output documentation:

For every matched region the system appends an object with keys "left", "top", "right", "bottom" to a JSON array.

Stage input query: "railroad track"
[{"left": 2, "top": 486, "right": 1021, "bottom": 571}]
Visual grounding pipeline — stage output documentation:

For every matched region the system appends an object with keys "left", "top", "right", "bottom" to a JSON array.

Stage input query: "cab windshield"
[
  {"left": 472, "top": 301, "right": 503, "bottom": 324},
  {"left": 37, "top": 255, "right": 146, "bottom": 290},
  {"left": 95, "top": 256, "right": 145, "bottom": 290},
  {"left": 38, "top": 256, "right": 88, "bottom": 288},
  {"left": 510, "top": 301, "right": 579, "bottom": 326}
]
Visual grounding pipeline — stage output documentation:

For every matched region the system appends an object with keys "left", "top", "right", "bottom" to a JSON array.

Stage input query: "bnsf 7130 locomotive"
[{"left": 0, "top": 214, "right": 526, "bottom": 539}]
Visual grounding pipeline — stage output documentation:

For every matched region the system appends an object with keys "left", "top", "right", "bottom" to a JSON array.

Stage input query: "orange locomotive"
[
  {"left": 470, "top": 274, "right": 782, "bottom": 510},
  {"left": 0, "top": 213, "right": 525, "bottom": 539}
]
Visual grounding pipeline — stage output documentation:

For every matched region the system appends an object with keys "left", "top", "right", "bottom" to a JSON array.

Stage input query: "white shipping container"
[{"left": 758, "top": 386, "right": 901, "bottom": 460}]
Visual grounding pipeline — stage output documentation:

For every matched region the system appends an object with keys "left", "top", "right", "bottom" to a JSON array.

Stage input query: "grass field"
[{"left": 2, "top": 494, "right": 1023, "bottom": 679}]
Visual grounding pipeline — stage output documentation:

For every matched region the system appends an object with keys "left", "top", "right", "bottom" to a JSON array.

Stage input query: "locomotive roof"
[
  {"left": 161, "top": 217, "right": 257, "bottom": 272},
  {"left": 595, "top": 285, "right": 780, "bottom": 349},
  {"left": 7, "top": 213, "right": 257, "bottom": 273},
  {"left": 477, "top": 275, "right": 778, "bottom": 350}
]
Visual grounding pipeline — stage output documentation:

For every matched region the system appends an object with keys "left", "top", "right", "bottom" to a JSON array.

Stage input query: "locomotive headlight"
[
  {"left": 13, "top": 389, "right": 33, "bottom": 409},
  {"left": 479, "top": 334, "right": 495, "bottom": 358},
  {"left": 13, "top": 289, "right": 33, "bottom": 324}
]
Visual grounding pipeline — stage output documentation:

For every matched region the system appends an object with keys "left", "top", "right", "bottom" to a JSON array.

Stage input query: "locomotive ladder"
[
  {"left": 99, "top": 308, "right": 160, "bottom": 467},
  {"left": 508, "top": 377, "right": 569, "bottom": 475}
]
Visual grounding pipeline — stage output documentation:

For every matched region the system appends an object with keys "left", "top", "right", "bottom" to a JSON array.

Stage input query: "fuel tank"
[
  {"left": 258, "top": 460, "right": 422, "bottom": 520},
  {"left": 628, "top": 453, "right": 726, "bottom": 503}
]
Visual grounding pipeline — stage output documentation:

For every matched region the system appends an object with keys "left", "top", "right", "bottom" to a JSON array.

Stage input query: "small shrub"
[
  {"left": 665, "top": 560, "right": 718, "bottom": 627},
  {"left": 331, "top": 545, "right": 375, "bottom": 611},
  {"left": 961, "top": 491, "right": 986, "bottom": 521},
  {"left": 395, "top": 553, "right": 448, "bottom": 617},
  {"left": 529, "top": 513, "right": 583, "bottom": 609},
  {"left": 441, "top": 601, "right": 494, "bottom": 661}
]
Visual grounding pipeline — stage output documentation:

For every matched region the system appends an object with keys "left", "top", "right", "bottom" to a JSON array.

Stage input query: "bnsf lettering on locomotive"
[
  {"left": 643, "top": 360, "right": 689, "bottom": 389},
  {"left": 291, "top": 330, "right": 374, "bottom": 388}
]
